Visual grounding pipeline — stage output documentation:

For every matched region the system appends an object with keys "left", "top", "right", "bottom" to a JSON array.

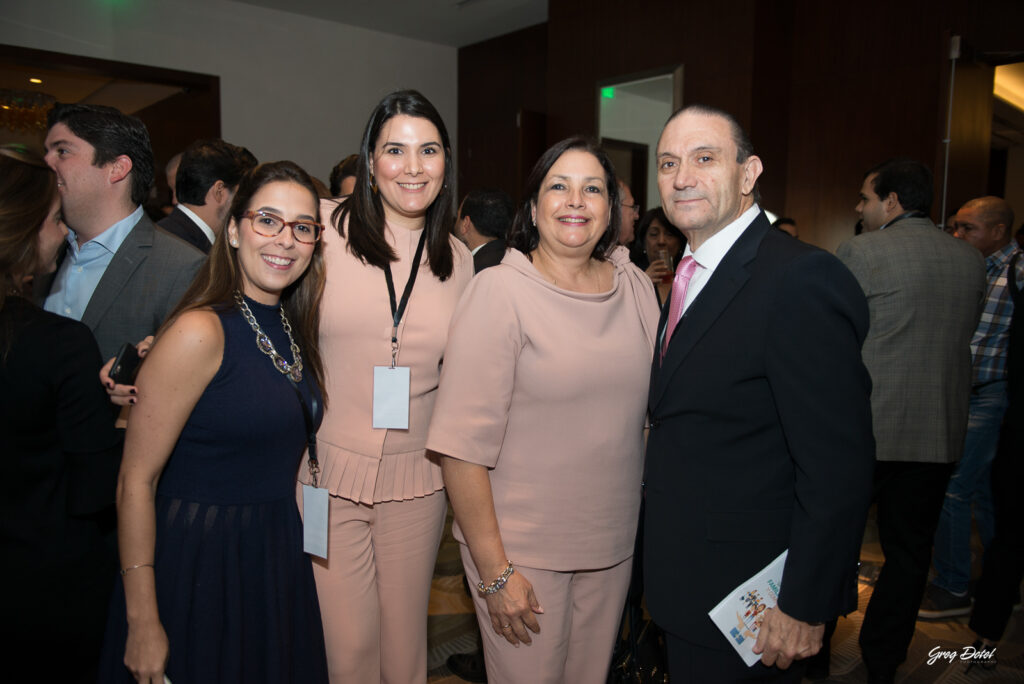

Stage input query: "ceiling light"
[{"left": 29, "top": 78, "right": 42, "bottom": 84}]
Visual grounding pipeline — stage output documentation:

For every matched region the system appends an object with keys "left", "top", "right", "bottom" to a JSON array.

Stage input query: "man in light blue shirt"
[
  {"left": 44, "top": 206, "right": 141, "bottom": 321},
  {"left": 37, "top": 104, "right": 203, "bottom": 362}
]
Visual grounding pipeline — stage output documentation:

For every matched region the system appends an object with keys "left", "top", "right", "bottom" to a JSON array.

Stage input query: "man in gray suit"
[
  {"left": 39, "top": 103, "right": 204, "bottom": 362},
  {"left": 836, "top": 159, "right": 986, "bottom": 684}
]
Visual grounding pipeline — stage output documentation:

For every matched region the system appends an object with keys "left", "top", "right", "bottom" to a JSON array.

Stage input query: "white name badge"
[
  {"left": 302, "top": 484, "right": 329, "bottom": 559},
  {"left": 373, "top": 365, "right": 410, "bottom": 429}
]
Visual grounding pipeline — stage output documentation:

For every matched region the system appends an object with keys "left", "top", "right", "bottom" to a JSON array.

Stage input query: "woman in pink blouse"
[
  {"left": 427, "top": 137, "right": 660, "bottom": 683},
  {"left": 302, "top": 90, "right": 473, "bottom": 683}
]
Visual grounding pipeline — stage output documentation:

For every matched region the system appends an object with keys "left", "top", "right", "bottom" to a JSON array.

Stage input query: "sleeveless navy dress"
[{"left": 100, "top": 298, "right": 328, "bottom": 683}]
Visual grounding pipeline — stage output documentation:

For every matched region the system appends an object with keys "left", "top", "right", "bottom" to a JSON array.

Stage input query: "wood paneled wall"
[
  {"left": 457, "top": 24, "right": 547, "bottom": 202},
  {"left": 457, "top": 0, "right": 1023, "bottom": 250}
]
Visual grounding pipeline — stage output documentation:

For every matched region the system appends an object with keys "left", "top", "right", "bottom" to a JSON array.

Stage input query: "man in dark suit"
[
  {"left": 39, "top": 103, "right": 204, "bottom": 362},
  {"left": 643, "top": 104, "right": 874, "bottom": 682},
  {"left": 453, "top": 189, "right": 514, "bottom": 273},
  {"left": 159, "top": 139, "right": 257, "bottom": 254}
]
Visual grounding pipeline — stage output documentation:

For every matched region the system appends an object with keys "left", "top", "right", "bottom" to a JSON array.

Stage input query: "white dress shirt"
[
  {"left": 680, "top": 204, "right": 761, "bottom": 314},
  {"left": 178, "top": 203, "right": 216, "bottom": 245}
]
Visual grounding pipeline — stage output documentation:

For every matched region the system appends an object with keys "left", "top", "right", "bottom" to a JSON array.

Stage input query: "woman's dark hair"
[
  {"left": 0, "top": 145, "right": 58, "bottom": 355},
  {"left": 162, "top": 161, "right": 327, "bottom": 401},
  {"left": 508, "top": 137, "right": 620, "bottom": 261},
  {"left": 631, "top": 207, "right": 685, "bottom": 267},
  {"left": 331, "top": 89, "right": 457, "bottom": 280}
]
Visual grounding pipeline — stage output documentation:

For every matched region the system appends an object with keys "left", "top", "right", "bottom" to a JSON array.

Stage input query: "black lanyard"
[
  {"left": 288, "top": 378, "right": 320, "bottom": 488},
  {"left": 383, "top": 229, "right": 428, "bottom": 368}
]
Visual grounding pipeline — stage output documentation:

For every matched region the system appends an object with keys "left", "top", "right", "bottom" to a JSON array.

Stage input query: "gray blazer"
[
  {"left": 836, "top": 217, "right": 986, "bottom": 463},
  {"left": 37, "top": 214, "right": 205, "bottom": 361}
]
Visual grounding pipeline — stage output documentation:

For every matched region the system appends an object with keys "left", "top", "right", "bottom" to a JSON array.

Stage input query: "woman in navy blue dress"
[{"left": 103, "top": 161, "right": 329, "bottom": 683}]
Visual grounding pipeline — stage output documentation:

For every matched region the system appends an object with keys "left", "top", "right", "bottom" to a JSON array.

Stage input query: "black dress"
[
  {"left": 0, "top": 297, "right": 122, "bottom": 684},
  {"left": 100, "top": 298, "right": 328, "bottom": 683}
]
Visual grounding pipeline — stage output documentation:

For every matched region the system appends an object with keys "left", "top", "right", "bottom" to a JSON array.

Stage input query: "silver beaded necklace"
[{"left": 234, "top": 291, "right": 304, "bottom": 382}]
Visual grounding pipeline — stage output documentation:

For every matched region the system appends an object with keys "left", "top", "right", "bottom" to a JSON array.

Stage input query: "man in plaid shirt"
[{"left": 920, "top": 196, "right": 1024, "bottom": 618}]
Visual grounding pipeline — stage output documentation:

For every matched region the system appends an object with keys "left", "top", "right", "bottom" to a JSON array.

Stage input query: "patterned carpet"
[{"left": 425, "top": 508, "right": 1024, "bottom": 683}]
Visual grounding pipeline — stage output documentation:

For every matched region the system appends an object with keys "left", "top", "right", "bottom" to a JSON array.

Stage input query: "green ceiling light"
[{"left": 601, "top": 87, "right": 615, "bottom": 99}]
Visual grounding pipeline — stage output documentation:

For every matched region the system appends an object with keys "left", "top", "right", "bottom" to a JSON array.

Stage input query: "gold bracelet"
[{"left": 120, "top": 563, "right": 154, "bottom": 576}]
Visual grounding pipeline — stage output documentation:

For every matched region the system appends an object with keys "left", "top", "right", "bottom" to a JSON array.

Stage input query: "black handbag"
[{"left": 607, "top": 500, "right": 669, "bottom": 683}]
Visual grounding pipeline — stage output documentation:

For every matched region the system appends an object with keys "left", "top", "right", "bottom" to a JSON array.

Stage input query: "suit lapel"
[
  {"left": 81, "top": 215, "right": 153, "bottom": 330},
  {"left": 650, "top": 213, "right": 770, "bottom": 409}
]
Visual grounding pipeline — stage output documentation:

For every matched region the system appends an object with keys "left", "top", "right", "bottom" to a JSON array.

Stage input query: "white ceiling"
[{"left": 236, "top": 0, "right": 547, "bottom": 47}]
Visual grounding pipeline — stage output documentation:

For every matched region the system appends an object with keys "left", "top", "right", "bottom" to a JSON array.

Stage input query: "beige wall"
[{"left": 0, "top": 0, "right": 457, "bottom": 182}]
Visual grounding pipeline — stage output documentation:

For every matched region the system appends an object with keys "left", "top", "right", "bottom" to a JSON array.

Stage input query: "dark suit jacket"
[
  {"left": 158, "top": 206, "right": 213, "bottom": 254},
  {"left": 473, "top": 238, "right": 506, "bottom": 273},
  {"left": 643, "top": 212, "right": 875, "bottom": 649},
  {"left": 36, "top": 214, "right": 205, "bottom": 360},
  {"left": 0, "top": 298, "right": 122, "bottom": 661}
]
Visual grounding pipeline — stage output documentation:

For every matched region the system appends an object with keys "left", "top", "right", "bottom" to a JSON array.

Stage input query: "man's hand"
[{"left": 751, "top": 606, "right": 824, "bottom": 669}]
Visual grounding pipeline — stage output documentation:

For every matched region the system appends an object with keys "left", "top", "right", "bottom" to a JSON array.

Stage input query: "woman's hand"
[
  {"left": 100, "top": 336, "right": 155, "bottom": 406},
  {"left": 123, "top": 618, "right": 169, "bottom": 683},
  {"left": 645, "top": 258, "right": 672, "bottom": 284},
  {"left": 484, "top": 570, "right": 543, "bottom": 646}
]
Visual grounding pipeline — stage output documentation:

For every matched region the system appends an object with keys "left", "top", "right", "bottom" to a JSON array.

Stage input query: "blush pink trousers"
[
  {"left": 460, "top": 544, "right": 632, "bottom": 684},
  {"left": 300, "top": 485, "right": 446, "bottom": 684}
]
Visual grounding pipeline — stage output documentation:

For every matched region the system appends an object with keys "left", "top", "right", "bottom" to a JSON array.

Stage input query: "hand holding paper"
[{"left": 751, "top": 606, "right": 824, "bottom": 669}]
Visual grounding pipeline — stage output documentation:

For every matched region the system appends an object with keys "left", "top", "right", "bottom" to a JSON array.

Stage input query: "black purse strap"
[{"left": 288, "top": 379, "right": 320, "bottom": 487}]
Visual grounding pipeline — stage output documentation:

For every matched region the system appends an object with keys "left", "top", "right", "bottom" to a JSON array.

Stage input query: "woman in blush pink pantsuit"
[
  {"left": 427, "top": 137, "right": 660, "bottom": 684},
  {"left": 299, "top": 90, "right": 472, "bottom": 683}
]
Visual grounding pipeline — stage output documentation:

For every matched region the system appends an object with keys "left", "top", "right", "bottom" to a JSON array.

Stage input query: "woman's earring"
[
  {"left": 231, "top": 239, "right": 238, "bottom": 247},
  {"left": 370, "top": 175, "right": 378, "bottom": 194}
]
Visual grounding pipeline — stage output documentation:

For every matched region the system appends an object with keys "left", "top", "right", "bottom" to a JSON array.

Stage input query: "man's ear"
[
  {"left": 107, "top": 155, "right": 133, "bottom": 186},
  {"left": 740, "top": 155, "right": 764, "bottom": 196},
  {"left": 208, "top": 179, "right": 228, "bottom": 206}
]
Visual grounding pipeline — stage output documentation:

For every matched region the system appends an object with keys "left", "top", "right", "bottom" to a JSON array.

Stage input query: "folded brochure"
[{"left": 707, "top": 549, "right": 788, "bottom": 666}]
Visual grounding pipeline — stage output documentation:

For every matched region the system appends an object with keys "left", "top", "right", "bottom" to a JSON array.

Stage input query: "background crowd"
[{"left": 1, "top": 86, "right": 1021, "bottom": 684}]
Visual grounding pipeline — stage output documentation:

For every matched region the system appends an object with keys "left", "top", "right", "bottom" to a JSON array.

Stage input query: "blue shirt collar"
[{"left": 66, "top": 205, "right": 144, "bottom": 256}]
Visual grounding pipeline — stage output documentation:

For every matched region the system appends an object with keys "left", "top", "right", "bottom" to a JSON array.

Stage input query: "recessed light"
[
  {"left": 29, "top": 78, "right": 42, "bottom": 84},
  {"left": 1, "top": 105, "right": 9, "bottom": 110}
]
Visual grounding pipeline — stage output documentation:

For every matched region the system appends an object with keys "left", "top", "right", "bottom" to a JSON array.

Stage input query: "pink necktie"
[{"left": 662, "top": 255, "right": 698, "bottom": 359}]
